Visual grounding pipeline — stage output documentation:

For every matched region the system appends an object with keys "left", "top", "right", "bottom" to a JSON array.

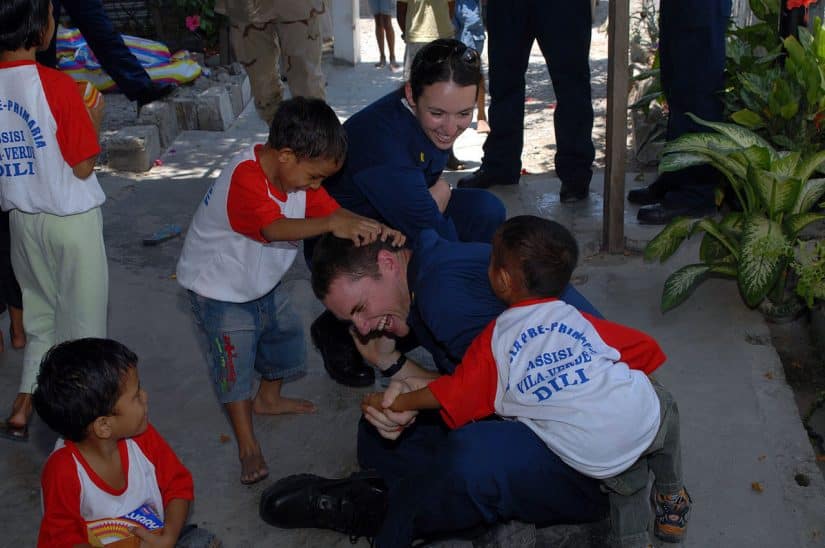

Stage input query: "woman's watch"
[{"left": 381, "top": 353, "right": 407, "bottom": 378}]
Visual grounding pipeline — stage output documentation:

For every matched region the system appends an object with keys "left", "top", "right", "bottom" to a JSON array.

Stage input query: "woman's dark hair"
[
  {"left": 0, "top": 0, "right": 51, "bottom": 52},
  {"left": 493, "top": 215, "right": 579, "bottom": 298},
  {"left": 33, "top": 338, "right": 138, "bottom": 442},
  {"left": 268, "top": 96, "right": 348, "bottom": 164},
  {"left": 408, "top": 38, "right": 482, "bottom": 101}
]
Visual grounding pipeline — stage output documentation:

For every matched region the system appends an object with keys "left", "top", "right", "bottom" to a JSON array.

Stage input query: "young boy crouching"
[{"left": 33, "top": 338, "right": 218, "bottom": 547}]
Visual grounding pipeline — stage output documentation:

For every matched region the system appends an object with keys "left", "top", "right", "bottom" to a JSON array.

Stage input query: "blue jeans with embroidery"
[{"left": 188, "top": 285, "right": 306, "bottom": 404}]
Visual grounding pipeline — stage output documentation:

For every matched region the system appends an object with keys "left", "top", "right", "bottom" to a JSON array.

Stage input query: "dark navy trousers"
[
  {"left": 658, "top": 0, "right": 732, "bottom": 208},
  {"left": 359, "top": 415, "right": 608, "bottom": 547},
  {"left": 482, "top": 0, "right": 595, "bottom": 188},
  {"left": 38, "top": 0, "right": 153, "bottom": 101}
]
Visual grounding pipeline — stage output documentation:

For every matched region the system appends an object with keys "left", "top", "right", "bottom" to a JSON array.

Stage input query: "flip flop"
[
  {"left": 142, "top": 224, "right": 182, "bottom": 246},
  {"left": 0, "top": 420, "right": 28, "bottom": 442}
]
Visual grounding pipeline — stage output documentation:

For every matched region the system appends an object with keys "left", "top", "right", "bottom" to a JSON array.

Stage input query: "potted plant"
[{"left": 644, "top": 115, "right": 825, "bottom": 318}]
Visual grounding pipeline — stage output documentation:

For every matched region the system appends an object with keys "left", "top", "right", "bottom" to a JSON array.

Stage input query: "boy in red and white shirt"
[
  {"left": 32, "top": 338, "right": 216, "bottom": 547},
  {"left": 364, "top": 216, "right": 692, "bottom": 546},
  {"left": 0, "top": 0, "right": 108, "bottom": 443},
  {"left": 176, "top": 97, "right": 405, "bottom": 485}
]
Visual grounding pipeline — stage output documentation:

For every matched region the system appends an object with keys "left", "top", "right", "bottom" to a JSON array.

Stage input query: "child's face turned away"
[
  {"left": 110, "top": 367, "right": 149, "bottom": 438},
  {"left": 278, "top": 153, "right": 342, "bottom": 193}
]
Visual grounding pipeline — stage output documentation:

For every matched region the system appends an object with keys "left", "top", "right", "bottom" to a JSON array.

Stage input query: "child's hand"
[
  {"left": 130, "top": 526, "right": 176, "bottom": 548},
  {"left": 328, "top": 209, "right": 383, "bottom": 246},
  {"left": 361, "top": 392, "right": 386, "bottom": 413},
  {"left": 378, "top": 225, "right": 406, "bottom": 247}
]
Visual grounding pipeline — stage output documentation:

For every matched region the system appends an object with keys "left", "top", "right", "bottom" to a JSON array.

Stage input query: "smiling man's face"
[{"left": 322, "top": 252, "right": 412, "bottom": 338}]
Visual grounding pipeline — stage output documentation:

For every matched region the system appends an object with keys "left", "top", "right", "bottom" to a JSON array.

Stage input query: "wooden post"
[{"left": 603, "top": 0, "right": 629, "bottom": 253}]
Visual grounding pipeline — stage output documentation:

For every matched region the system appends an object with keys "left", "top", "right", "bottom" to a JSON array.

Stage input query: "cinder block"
[
  {"left": 103, "top": 125, "right": 160, "bottom": 172},
  {"left": 136, "top": 101, "right": 179, "bottom": 148},
  {"left": 196, "top": 87, "right": 234, "bottom": 131},
  {"left": 225, "top": 77, "right": 244, "bottom": 117},
  {"left": 240, "top": 74, "right": 251, "bottom": 106},
  {"left": 172, "top": 98, "right": 199, "bottom": 131}
]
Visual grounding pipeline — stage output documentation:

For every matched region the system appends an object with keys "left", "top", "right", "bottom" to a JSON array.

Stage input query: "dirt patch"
[{"left": 768, "top": 315, "right": 825, "bottom": 477}]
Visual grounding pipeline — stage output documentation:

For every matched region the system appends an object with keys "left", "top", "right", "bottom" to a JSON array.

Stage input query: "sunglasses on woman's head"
[{"left": 419, "top": 42, "right": 480, "bottom": 69}]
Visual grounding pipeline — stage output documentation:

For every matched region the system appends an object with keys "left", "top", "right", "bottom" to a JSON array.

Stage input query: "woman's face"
[{"left": 406, "top": 81, "right": 477, "bottom": 151}]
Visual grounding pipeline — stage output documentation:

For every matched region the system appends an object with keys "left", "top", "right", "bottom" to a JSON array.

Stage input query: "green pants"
[{"left": 10, "top": 208, "right": 108, "bottom": 393}]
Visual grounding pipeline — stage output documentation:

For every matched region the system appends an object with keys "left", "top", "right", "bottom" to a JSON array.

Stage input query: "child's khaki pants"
[{"left": 10, "top": 207, "right": 108, "bottom": 393}]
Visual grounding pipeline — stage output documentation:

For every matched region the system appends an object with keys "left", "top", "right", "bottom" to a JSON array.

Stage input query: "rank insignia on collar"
[{"left": 420, "top": 152, "right": 425, "bottom": 163}]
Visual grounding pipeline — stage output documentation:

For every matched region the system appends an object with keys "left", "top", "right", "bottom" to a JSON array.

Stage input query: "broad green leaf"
[
  {"left": 662, "top": 132, "right": 740, "bottom": 155},
  {"left": 700, "top": 231, "right": 734, "bottom": 263},
  {"left": 731, "top": 109, "right": 765, "bottom": 128},
  {"left": 772, "top": 151, "right": 801, "bottom": 177},
  {"left": 686, "top": 113, "right": 777, "bottom": 159},
  {"left": 793, "top": 177, "right": 825, "bottom": 213},
  {"left": 738, "top": 216, "right": 790, "bottom": 307},
  {"left": 794, "top": 150, "right": 825, "bottom": 182},
  {"left": 644, "top": 217, "right": 696, "bottom": 262},
  {"left": 709, "top": 261, "right": 739, "bottom": 278},
  {"left": 779, "top": 100, "right": 799, "bottom": 120},
  {"left": 784, "top": 212, "right": 825, "bottom": 237},
  {"left": 661, "top": 146, "right": 747, "bottom": 181},
  {"left": 661, "top": 265, "right": 710, "bottom": 312},
  {"left": 746, "top": 164, "right": 800, "bottom": 216},
  {"left": 659, "top": 153, "right": 709, "bottom": 173},
  {"left": 735, "top": 145, "right": 772, "bottom": 171},
  {"left": 693, "top": 217, "right": 740, "bottom": 259}
]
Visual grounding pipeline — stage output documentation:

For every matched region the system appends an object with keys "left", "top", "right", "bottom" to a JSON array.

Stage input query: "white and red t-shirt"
[
  {"left": 37, "top": 424, "right": 194, "bottom": 547},
  {"left": 176, "top": 144, "right": 339, "bottom": 302},
  {"left": 429, "top": 297, "right": 666, "bottom": 479},
  {"left": 0, "top": 60, "right": 104, "bottom": 216}
]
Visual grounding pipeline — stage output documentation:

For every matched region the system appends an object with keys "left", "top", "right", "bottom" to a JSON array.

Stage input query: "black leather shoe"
[
  {"left": 627, "top": 186, "right": 665, "bottom": 205},
  {"left": 637, "top": 203, "right": 716, "bottom": 225},
  {"left": 260, "top": 471, "right": 388, "bottom": 538},
  {"left": 311, "top": 310, "right": 375, "bottom": 387},
  {"left": 559, "top": 183, "right": 589, "bottom": 203},
  {"left": 136, "top": 82, "right": 176, "bottom": 110},
  {"left": 446, "top": 151, "right": 466, "bottom": 171},
  {"left": 457, "top": 169, "right": 519, "bottom": 189}
]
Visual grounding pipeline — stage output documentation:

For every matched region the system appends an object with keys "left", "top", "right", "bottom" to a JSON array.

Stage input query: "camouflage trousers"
[{"left": 226, "top": 1, "right": 327, "bottom": 123}]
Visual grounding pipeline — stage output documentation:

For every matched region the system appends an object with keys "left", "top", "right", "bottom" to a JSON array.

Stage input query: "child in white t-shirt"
[
  {"left": 364, "top": 215, "right": 691, "bottom": 546},
  {"left": 0, "top": 0, "right": 108, "bottom": 443}
]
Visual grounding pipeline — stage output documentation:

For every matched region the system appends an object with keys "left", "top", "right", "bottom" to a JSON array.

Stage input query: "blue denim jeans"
[
  {"left": 188, "top": 285, "right": 306, "bottom": 404},
  {"left": 602, "top": 382, "right": 683, "bottom": 547}
]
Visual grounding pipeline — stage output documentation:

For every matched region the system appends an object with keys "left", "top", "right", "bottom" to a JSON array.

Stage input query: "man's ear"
[
  {"left": 91, "top": 416, "right": 113, "bottom": 440},
  {"left": 376, "top": 249, "right": 398, "bottom": 275},
  {"left": 404, "top": 82, "right": 415, "bottom": 108}
]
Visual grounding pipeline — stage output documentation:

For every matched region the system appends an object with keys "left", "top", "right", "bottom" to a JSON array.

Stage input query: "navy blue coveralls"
[
  {"left": 37, "top": 0, "right": 156, "bottom": 102},
  {"left": 321, "top": 88, "right": 505, "bottom": 244},
  {"left": 359, "top": 230, "right": 608, "bottom": 547},
  {"left": 656, "top": 0, "right": 732, "bottom": 209},
  {"left": 481, "top": 0, "right": 595, "bottom": 190}
]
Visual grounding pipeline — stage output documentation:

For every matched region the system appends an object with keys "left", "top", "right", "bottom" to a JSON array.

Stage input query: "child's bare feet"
[
  {"left": 253, "top": 394, "right": 316, "bottom": 415},
  {"left": 375, "top": 58, "right": 387, "bottom": 68},
  {"left": 239, "top": 446, "right": 269, "bottom": 485},
  {"left": 253, "top": 379, "right": 316, "bottom": 415}
]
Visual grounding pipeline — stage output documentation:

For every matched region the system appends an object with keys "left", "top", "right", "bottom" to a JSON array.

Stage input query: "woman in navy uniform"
[{"left": 309, "top": 39, "right": 506, "bottom": 387}]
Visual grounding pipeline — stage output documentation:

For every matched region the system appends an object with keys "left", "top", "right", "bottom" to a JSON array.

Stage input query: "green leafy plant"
[
  {"left": 644, "top": 115, "right": 825, "bottom": 312},
  {"left": 793, "top": 239, "right": 825, "bottom": 306},
  {"left": 724, "top": 5, "right": 825, "bottom": 155},
  {"left": 175, "top": 0, "right": 223, "bottom": 49}
]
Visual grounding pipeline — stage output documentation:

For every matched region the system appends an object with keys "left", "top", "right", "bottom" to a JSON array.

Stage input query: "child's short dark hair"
[
  {"left": 268, "top": 97, "right": 347, "bottom": 164},
  {"left": 494, "top": 215, "right": 579, "bottom": 298},
  {"left": 33, "top": 338, "right": 138, "bottom": 442},
  {"left": 0, "top": 0, "right": 51, "bottom": 52}
]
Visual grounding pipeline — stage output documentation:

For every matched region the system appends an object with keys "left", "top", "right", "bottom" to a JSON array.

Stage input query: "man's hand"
[
  {"left": 361, "top": 379, "right": 420, "bottom": 440},
  {"left": 429, "top": 179, "right": 452, "bottom": 213},
  {"left": 350, "top": 329, "right": 398, "bottom": 366}
]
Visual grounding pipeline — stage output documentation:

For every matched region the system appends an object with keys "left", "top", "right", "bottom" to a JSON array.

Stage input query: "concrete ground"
[{"left": 2, "top": 5, "right": 825, "bottom": 547}]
